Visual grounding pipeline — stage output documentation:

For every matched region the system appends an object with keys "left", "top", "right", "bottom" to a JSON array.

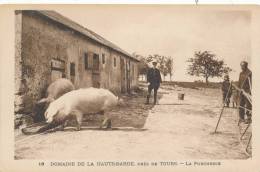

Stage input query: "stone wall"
[{"left": 14, "top": 11, "right": 25, "bottom": 114}]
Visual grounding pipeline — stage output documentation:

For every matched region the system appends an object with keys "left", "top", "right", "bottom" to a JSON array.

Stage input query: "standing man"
[
  {"left": 238, "top": 61, "right": 252, "bottom": 124},
  {"left": 146, "top": 61, "right": 162, "bottom": 105}
]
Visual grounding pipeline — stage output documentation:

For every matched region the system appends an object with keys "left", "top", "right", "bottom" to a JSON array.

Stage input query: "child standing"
[{"left": 222, "top": 75, "right": 232, "bottom": 107}]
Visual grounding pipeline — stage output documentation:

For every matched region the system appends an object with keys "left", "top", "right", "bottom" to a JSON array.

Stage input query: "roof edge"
[{"left": 22, "top": 10, "right": 139, "bottom": 62}]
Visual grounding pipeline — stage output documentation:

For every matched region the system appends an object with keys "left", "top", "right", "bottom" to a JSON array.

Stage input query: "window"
[
  {"left": 70, "top": 62, "right": 75, "bottom": 76},
  {"left": 102, "top": 53, "right": 105, "bottom": 64},
  {"left": 51, "top": 59, "right": 65, "bottom": 71},
  {"left": 84, "top": 53, "right": 88, "bottom": 70},
  {"left": 114, "top": 57, "right": 117, "bottom": 67}
]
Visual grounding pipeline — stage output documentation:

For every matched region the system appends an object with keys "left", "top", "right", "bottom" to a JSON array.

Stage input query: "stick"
[
  {"left": 214, "top": 106, "right": 225, "bottom": 133},
  {"left": 236, "top": 106, "right": 252, "bottom": 112},
  {"left": 214, "top": 81, "right": 232, "bottom": 133},
  {"left": 237, "top": 108, "right": 241, "bottom": 126},
  {"left": 246, "top": 133, "right": 252, "bottom": 153},
  {"left": 232, "top": 83, "right": 252, "bottom": 104},
  {"left": 240, "top": 123, "right": 251, "bottom": 140}
]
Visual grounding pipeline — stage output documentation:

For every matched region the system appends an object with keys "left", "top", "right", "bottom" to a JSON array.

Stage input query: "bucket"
[{"left": 178, "top": 93, "right": 185, "bottom": 100}]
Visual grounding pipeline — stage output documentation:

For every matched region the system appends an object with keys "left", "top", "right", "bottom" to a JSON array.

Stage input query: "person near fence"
[
  {"left": 145, "top": 61, "right": 162, "bottom": 105},
  {"left": 238, "top": 61, "right": 252, "bottom": 124},
  {"left": 231, "top": 88, "right": 239, "bottom": 108},
  {"left": 222, "top": 74, "right": 232, "bottom": 107}
]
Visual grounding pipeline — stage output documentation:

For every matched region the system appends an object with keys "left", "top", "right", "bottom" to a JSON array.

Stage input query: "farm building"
[{"left": 15, "top": 10, "right": 139, "bottom": 116}]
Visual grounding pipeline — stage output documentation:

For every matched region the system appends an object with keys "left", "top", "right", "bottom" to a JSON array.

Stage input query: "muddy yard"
[{"left": 15, "top": 83, "right": 251, "bottom": 160}]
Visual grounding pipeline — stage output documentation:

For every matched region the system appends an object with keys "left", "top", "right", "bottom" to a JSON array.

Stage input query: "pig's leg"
[
  {"left": 60, "top": 120, "right": 68, "bottom": 131},
  {"left": 74, "top": 111, "right": 83, "bottom": 131},
  {"left": 100, "top": 111, "right": 112, "bottom": 129}
]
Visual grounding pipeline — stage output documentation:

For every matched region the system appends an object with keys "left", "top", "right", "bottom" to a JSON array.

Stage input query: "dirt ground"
[{"left": 15, "top": 83, "right": 251, "bottom": 160}]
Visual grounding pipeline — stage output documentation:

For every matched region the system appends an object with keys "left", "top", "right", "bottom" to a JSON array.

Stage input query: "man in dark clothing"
[
  {"left": 146, "top": 61, "right": 162, "bottom": 105},
  {"left": 221, "top": 75, "right": 232, "bottom": 107},
  {"left": 238, "top": 61, "right": 252, "bottom": 124}
]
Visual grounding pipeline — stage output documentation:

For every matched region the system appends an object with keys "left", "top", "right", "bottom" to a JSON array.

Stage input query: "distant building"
[{"left": 15, "top": 10, "right": 139, "bottom": 115}]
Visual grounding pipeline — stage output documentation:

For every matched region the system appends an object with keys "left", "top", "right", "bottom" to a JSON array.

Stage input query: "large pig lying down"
[
  {"left": 44, "top": 87, "right": 119, "bottom": 130},
  {"left": 37, "top": 78, "right": 75, "bottom": 106}
]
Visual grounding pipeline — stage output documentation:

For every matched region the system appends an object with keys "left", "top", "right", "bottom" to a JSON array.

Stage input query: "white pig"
[
  {"left": 44, "top": 87, "right": 119, "bottom": 130},
  {"left": 37, "top": 78, "right": 75, "bottom": 106}
]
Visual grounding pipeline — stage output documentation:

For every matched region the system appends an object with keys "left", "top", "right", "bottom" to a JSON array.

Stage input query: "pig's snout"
[
  {"left": 44, "top": 111, "right": 54, "bottom": 124},
  {"left": 117, "top": 98, "right": 125, "bottom": 106},
  {"left": 46, "top": 117, "right": 53, "bottom": 123}
]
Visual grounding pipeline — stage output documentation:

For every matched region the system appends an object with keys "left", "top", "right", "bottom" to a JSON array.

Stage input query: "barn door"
[
  {"left": 126, "top": 60, "right": 130, "bottom": 93},
  {"left": 92, "top": 53, "right": 100, "bottom": 88},
  {"left": 70, "top": 62, "right": 75, "bottom": 84},
  {"left": 120, "top": 57, "right": 126, "bottom": 93}
]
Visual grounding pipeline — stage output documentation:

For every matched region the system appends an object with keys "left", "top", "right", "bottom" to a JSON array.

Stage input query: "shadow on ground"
[{"left": 80, "top": 88, "right": 163, "bottom": 129}]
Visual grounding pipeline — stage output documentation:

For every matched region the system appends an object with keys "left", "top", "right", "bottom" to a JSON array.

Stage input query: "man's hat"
[
  {"left": 240, "top": 61, "right": 248, "bottom": 66},
  {"left": 224, "top": 74, "right": 229, "bottom": 79}
]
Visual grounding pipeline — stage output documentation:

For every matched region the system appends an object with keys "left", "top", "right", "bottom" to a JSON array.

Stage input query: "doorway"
[
  {"left": 120, "top": 57, "right": 126, "bottom": 93},
  {"left": 126, "top": 60, "right": 131, "bottom": 93},
  {"left": 92, "top": 53, "right": 100, "bottom": 88},
  {"left": 70, "top": 62, "right": 75, "bottom": 84}
]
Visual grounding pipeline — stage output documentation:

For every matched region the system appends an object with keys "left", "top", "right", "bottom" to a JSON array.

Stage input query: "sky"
[{"left": 57, "top": 6, "right": 251, "bottom": 82}]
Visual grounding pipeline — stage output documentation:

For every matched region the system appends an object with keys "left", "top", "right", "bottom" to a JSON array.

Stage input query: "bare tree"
[{"left": 187, "top": 51, "right": 232, "bottom": 84}]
